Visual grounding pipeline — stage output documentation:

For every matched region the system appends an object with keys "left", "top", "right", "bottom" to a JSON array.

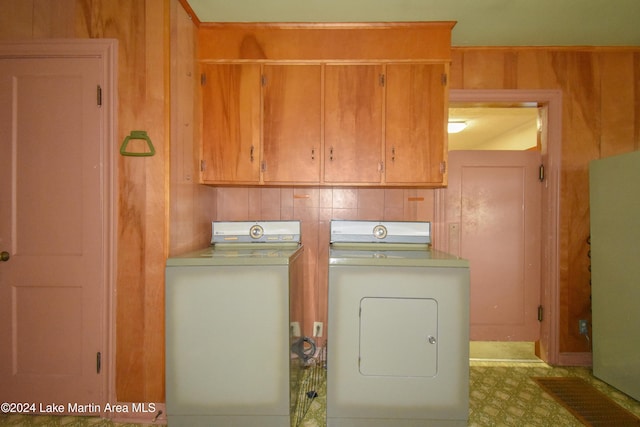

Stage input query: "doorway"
[
  {"left": 446, "top": 149, "right": 542, "bottom": 342},
  {"left": 436, "top": 90, "right": 562, "bottom": 364},
  {"left": 0, "top": 40, "right": 116, "bottom": 409}
]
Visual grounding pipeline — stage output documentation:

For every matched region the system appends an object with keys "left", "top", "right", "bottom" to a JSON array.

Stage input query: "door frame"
[
  {"left": 0, "top": 39, "right": 118, "bottom": 406},
  {"left": 437, "top": 89, "right": 562, "bottom": 365}
]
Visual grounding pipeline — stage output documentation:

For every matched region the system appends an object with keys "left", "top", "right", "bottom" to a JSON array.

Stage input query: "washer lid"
[
  {"left": 330, "top": 220, "right": 430, "bottom": 244},
  {"left": 329, "top": 247, "right": 468, "bottom": 268},
  {"left": 166, "top": 244, "right": 303, "bottom": 266},
  {"left": 212, "top": 220, "right": 301, "bottom": 244}
]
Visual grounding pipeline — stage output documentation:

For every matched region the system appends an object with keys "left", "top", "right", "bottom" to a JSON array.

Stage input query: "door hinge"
[
  {"left": 200, "top": 73, "right": 206, "bottom": 86},
  {"left": 97, "top": 85, "right": 102, "bottom": 106},
  {"left": 539, "top": 164, "right": 545, "bottom": 182},
  {"left": 379, "top": 74, "right": 385, "bottom": 87},
  {"left": 441, "top": 73, "right": 448, "bottom": 86},
  {"left": 440, "top": 161, "right": 447, "bottom": 174},
  {"left": 537, "top": 305, "right": 543, "bottom": 322},
  {"left": 200, "top": 159, "right": 206, "bottom": 172},
  {"left": 96, "top": 352, "right": 101, "bottom": 374}
]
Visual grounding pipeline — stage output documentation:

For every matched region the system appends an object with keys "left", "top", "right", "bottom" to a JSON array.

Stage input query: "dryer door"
[{"left": 359, "top": 297, "right": 438, "bottom": 377}]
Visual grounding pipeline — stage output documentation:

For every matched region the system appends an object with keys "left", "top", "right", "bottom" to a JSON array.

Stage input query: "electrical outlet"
[
  {"left": 290, "top": 322, "right": 301, "bottom": 337},
  {"left": 578, "top": 319, "right": 588, "bottom": 335},
  {"left": 313, "top": 321, "right": 323, "bottom": 337}
]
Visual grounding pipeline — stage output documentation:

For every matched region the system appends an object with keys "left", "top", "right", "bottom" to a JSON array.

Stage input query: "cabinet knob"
[{"left": 1, "top": 251, "right": 9, "bottom": 262}]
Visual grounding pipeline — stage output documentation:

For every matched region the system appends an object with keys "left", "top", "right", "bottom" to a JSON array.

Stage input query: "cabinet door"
[
  {"left": 385, "top": 63, "right": 447, "bottom": 185},
  {"left": 324, "top": 64, "right": 383, "bottom": 184},
  {"left": 263, "top": 64, "right": 321, "bottom": 184},
  {"left": 201, "top": 63, "right": 261, "bottom": 183}
]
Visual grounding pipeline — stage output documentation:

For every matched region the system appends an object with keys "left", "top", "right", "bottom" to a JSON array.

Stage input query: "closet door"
[{"left": 0, "top": 43, "right": 112, "bottom": 409}]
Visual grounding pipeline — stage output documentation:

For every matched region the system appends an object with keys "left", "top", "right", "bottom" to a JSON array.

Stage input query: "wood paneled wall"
[
  {"left": 169, "top": 1, "right": 217, "bottom": 256},
  {"left": 450, "top": 47, "right": 640, "bottom": 353}
]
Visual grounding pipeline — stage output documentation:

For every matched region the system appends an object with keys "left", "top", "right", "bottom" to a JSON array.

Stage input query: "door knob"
[{"left": 1, "top": 251, "right": 9, "bottom": 262}]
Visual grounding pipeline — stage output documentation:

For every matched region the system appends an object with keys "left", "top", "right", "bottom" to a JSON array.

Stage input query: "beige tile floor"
[{"left": 2, "top": 343, "right": 639, "bottom": 426}]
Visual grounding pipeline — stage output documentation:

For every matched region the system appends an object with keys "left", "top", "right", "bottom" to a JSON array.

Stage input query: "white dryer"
[{"left": 327, "top": 220, "right": 470, "bottom": 426}]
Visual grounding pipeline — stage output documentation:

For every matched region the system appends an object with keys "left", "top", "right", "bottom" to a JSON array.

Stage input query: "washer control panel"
[{"left": 212, "top": 221, "right": 301, "bottom": 244}]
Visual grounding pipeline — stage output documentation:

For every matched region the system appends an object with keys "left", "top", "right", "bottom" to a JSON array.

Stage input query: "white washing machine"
[
  {"left": 327, "top": 220, "right": 470, "bottom": 427},
  {"left": 165, "top": 221, "right": 305, "bottom": 427}
]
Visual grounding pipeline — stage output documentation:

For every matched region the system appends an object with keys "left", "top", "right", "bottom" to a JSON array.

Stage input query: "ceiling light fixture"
[{"left": 448, "top": 121, "right": 467, "bottom": 133}]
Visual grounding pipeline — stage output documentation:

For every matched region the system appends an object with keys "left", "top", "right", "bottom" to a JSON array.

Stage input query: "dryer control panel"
[{"left": 330, "top": 220, "right": 431, "bottom": 244}]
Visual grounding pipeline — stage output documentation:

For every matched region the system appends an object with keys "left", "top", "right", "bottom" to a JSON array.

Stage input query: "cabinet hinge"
[
  {"left": 261, "top": 75, "right": 267, "bottom": 86},
  {"left": 539, "top": 164, "right": 545, "bottom": 182},
  {"left": 379, "top": 74, "right": 385, "bottom": 87},
  {"left": 261, "top": 160, "right": 267, "bottom": 172},
  {"left": 439, "top": 161, "right": 447, "bottom": 174},
  {"left": 441, "top": 73, "right": 448, "bottom": 86},
  {"left": 200, "top": 160, "right": 206, "bottom": 172},
  {"left": 378, "top": 161, "right": 384, "bottom": 173},
  {"left": 96, "top": 352, "right": 101, "bottom": 374},
  {"left": 200, "top": 73, "right": 206, "bottom": 86},
  {"left": 97, "top": 85, "right": 102, "bottom": 106},
  {"left": 537, "top": 305, "right": 543, "bottom": 322}
]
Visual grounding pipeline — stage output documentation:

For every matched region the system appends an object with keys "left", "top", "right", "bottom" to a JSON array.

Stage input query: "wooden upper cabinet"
[
  {"left": 197, "top": 23, "right": 454, "bottom": 187},
  {"left": 201, "top": 63, "right": 261, "bottom": 183},
  {"left": 262, "top": 64, "right": 322, "bottom": 184},
  {"left": 384, "top": 63, "right": 448, "bottom": 185},
  {"left": 324, "top": 64, "right": 384, "bottom": 184}
]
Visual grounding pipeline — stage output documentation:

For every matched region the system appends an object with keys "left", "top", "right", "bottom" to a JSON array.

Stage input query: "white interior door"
[
  {"left": 0, "top": 46, "right": 110, "bottom": 408},
  {"left": 443, "top": 150, "right": 542, "bottom": 341}
]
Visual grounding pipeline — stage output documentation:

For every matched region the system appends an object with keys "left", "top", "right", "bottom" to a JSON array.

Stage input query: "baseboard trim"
[
  {"left": 107, "top": 402, "right": 166, "bottom": 424},
  {"left": 557, "top": 352, "right": 592, "bottom": 367}
]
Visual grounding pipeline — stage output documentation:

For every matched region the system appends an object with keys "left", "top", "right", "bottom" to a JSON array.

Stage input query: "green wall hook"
[{"left": 120, "top": 130, "right": 155, "bottom": 157}]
